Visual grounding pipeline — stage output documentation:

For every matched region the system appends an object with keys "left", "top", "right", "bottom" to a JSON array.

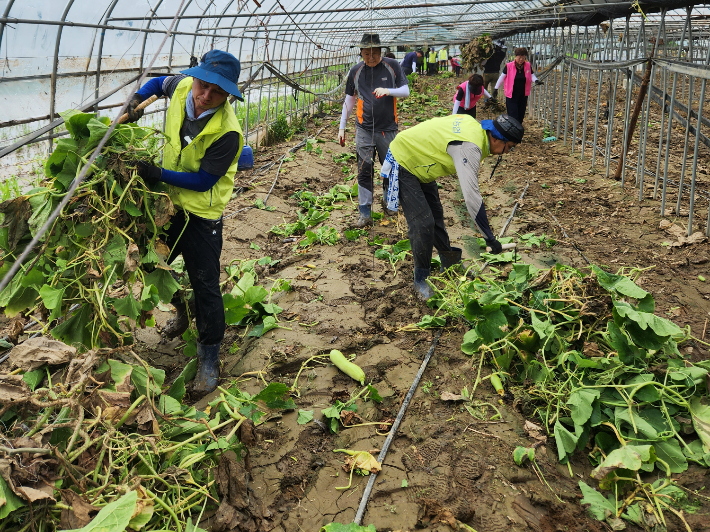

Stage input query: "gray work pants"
[
  {"left": 398, "top": 166, "right": 453, "bottom": 269},
  {"left": 355, "top": 127, "right": 397, "bottom": 207}
]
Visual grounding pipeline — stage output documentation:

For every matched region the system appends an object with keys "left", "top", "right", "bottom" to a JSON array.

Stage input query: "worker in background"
[
  {"left": 452, "top": 73, "right": 491, "bottom": 118},
  {"left": 401, "top": 49, "right": 422, "bottom": 76},
  {"left": 339, "top": 33, "right": 410, "bottom": 226},
  {"left": 482, "top": 39, "right": 507, "bottom": 100},
  {"left": 124, "top": 50, "right": 244, "bottom": 394},
  {"left": 417, "top": 49, "right": 425, "bottom": 74},
  {"left": 428, "top": 48, "right": 438, "bottom": 75},
  {"left": 385, "top": 51, "right": 396, "bottom": 59},
  {"left": 380, "top": 114, "right": 524, "bottom": 300},
  {"left": 438, "top": 47, "right": 448, "bottom": 71},
  {"left": 495, "top": 47, "right": 542, "bottom": 124},
  {"left": 450, "top": 55, "right": 462, "bottom": 77}
]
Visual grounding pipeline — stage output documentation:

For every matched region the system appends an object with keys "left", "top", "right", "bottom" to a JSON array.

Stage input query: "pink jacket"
[
  {"left": 503, "top": 61, "right": 532, "bottom": 98},
  {"left": 453, "top": 80, "right": 484, "bottom": 110}
]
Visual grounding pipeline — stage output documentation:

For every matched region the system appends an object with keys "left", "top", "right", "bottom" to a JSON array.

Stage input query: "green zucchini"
[{"left": 329, "top": 349, "right": 365, "bottom": 385}]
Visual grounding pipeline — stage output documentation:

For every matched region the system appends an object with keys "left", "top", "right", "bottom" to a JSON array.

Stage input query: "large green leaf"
[
  {"left": 591, "top": 265, "right": 649, "bottom": 300},
  {"left": 606, "top": 321, "right": 642, "bottom": 364},
  {"left": 27, "top": 192, "right": 54, "bottom": 240},
  {"left": 590, "top": 445, "right": 656, "bottom": 480},
  {"left": 579, "top": 481, "right": 616, "bottom": 521},
  {"left": 689, "top": 397, "right": 710, "bottom": 453},
  {"left": 554, "top": 420, "right": 578, "bottom": 462},
  {"left": 461, "top": 328, "right": 481, "bottom": 355},
  {"left": 40, "top": 284, "right": 64, "bottom": 322},
  {"left": 653, "top": 439, "right": 688, "bottom": 474},
  {"left": 131, "top": 364, "right": 165, "bottom": 397},
  {"left": 0, "top": 474, "right": 25, "bottom": 519},
  {"left": 613, "top": 301, "right": 683, "bottom": 339},
  {"left": 144, "top": 268, "right": 181, "bottom": 303},
  {"left": 253, "top": 382, "right": 290, "bottom": 404},
  {"left": 103, "top": 235, "right": 127, "bottom": 269},
  {"left": 65, "top": 490, "right": 137, "bottom": 532},
  {"left": 530, "top": 311, "right": 555, "bottom": 340},
  {"left": 51, "top": 304, "right": 93, "bottom": 349},
  {"left": 464, "top": 300, "right": 507, "bottom": 342},
  {"left": 567, "top": 389, "right": 600, "bottom": 427},
  {"left": 614, "top": 407, "right": 659, "bottom": 439},
  {"left": 112, "top": 296, "right": 142, "bottom": 321}
]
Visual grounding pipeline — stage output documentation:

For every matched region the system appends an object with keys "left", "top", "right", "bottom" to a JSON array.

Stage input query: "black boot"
[
  {"left": 439, "top": 247, "right": 462, "bottom": 272},
  {"left": 413, "top": 267, "right": 434, "bottom": 301},
  {"left": 193, "top": 341, "right": 220, "bottom": 394},
  {"left": 162, "top": 294, "right": 195, "bottom": 339}
]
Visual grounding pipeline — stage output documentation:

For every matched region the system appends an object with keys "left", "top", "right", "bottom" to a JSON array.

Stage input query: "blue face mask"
[{"left": 480, "top": 119, "right": 508, "bottom": 141}]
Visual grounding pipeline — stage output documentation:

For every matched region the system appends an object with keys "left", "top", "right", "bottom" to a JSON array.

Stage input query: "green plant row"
[{"left": 425, "top": 261, "right": 706, "bottom": 530}]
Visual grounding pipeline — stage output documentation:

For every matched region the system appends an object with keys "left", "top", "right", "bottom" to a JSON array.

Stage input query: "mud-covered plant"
[
  {"left": 459, "top": 34, "right": 495, "bottom": 71},
  {"left": 0, "top": 110, "right": 175, "bottom": 351},
  {"left": 513, "top": 446, "right": 561, "bottom": 502},
  {"left": 374, "top": 239, "right": 411, "bottom": 276},
  {"left": 425, "top": 260, "right": 709, "bottom": 530}
]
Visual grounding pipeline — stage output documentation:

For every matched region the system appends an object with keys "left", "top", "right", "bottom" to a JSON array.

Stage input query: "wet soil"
[{"left": 138, "top": 74, "right": 710, "bottom": 531}]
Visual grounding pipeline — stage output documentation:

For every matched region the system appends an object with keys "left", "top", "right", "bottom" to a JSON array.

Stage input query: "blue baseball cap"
[{"left": 181, "top": 49, "right": 243, "bottom": 101}]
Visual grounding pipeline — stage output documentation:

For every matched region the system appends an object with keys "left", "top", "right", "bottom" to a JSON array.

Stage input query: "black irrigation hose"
[{"left": 353, "top": 329, "right": 442, "bottom": 525}]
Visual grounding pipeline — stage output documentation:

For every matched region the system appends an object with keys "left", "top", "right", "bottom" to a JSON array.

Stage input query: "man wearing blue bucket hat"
[{"left": 124, "top": 50, "right": 244, "bottom": 394}]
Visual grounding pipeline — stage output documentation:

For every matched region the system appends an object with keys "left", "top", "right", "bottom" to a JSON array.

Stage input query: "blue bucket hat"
[{"left": 181, "top": 49, "right": 243, "bottom": 101}]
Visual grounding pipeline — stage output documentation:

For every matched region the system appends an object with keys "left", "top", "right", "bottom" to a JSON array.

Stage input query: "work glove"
[
  {"left": 485, "top": 238, "right": 503, "bottom": 254},
  {"left": 338, "top": 129, "right": 346, "bottom": 147},
  {"left": 126, "top": 94, "right": 145, "bottom": 123},
  {"left": 534, "top": 80, "right": 544, "bottom": 86},
  {"left": 133, "top": 160, "right": 162, "bottom": 186},
  {"left": 372, "top": 87, "right": 390, "bottom": 99}
]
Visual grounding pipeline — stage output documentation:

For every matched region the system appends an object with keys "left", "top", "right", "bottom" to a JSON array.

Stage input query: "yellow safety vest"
[
  {"left": 389, "top": 115, "right": 490, "bottom": 183},
  {"left": 163, "top": 77, "right": 244, "bottom": 219}
]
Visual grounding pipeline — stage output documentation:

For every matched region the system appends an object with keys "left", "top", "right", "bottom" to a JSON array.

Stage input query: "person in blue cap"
[
  {"left": 124, "top": 50, "right": 244, "bottom": 394},
  {"left": 380, "top": 114, "right": 523, "bottom": 300}
]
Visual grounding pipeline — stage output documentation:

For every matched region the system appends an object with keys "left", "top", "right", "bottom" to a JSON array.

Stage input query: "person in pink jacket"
[
  {"left": 452, "top": 73, "right": 491, "bottom": 118},
  {"left": 494, "top": 47, "right": 541, "bottom": 124}
]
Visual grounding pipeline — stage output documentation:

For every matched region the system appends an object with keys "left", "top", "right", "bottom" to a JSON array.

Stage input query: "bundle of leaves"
[
  {"left": 427, "top": 262, "right": 706, "bottom": 530},
  {"left": 0, "top": 110, "right": 181, "bottom": 351},
  {"left": 0, "top": 347, "right": 297, "bottom": 532},
  {"left": 459, "top": 35, "right": 494, "bottom": 72}
]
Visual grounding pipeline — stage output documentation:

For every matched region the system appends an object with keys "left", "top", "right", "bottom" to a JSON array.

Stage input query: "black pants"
[
  {"left": 166, "top": 210, "right": 225, "bottom": 345},
  {"left": 403, "top": 66, "right": 413, "bottom": 77},
  {"left": 506, "top": 95, "right": 528, "bottom": 124},
  {"left": 456, "top": 106, "right": 476, "bottom": 119},
  {"left": 398, "top": 167, "right": 452, "bottom": 270}
]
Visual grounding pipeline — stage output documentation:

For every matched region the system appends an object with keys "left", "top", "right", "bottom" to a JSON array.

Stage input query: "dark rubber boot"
[
  {"left": 439, "top": 247, "right": 463, "bottom": 272},
  {"left": 413, "top": 267, "right": 434, "bottom": 301},
  {"left": 193, "top": 342, "right": 220, "bottom": 394},
  {"left": 354, "top": 205, "right": 373, "bottom": 227},
  {"left": 162, "top": 296, "right": 195, "bottom": 339}
]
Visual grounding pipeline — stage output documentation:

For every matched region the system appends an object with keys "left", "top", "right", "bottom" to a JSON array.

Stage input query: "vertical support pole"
[
  {"left": 687, "top": 23, "right": 710, "bottom": 236},
  {"left": 661, "top": 11, "right": 689, "bottom": 216},
  {"left": 555, "top": 27, "right": 566, "bottom": 139},
  {"left": 606, "top": 18, "right": 621, "bottom": 177},
  {"left": 654, "top": 11, "right": 668, "bottom": 199},
  {"left": 571, "top": 26, "right": 585, "bottom": 154},
  {"left": 638, "top": 17, "right": 663, "bottom": 198},
  {"left": 677, "top": 7, "right": 695, "bottom": 216},
  {"left": 563, "top": 26, "right": 575, "bottom": 146},
  {"left": 620, "top": 15, "right": 639, "bottom": 186}
]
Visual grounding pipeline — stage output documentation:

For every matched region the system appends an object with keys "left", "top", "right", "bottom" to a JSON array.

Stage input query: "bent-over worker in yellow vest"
[
  {"left": 380, "top": 114, "right": 524, "bottom": 300},
  {"left": 124, "top": 50, "right": 244, "bottom": 394}
]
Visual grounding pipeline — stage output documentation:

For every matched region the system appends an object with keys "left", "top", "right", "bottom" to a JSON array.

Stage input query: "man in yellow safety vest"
[
  {"left": 124, "top": 50, "right": 244, "bottom": 394},
  {"left": 379, "top": 114, "right": 524, "bottom": 300}
]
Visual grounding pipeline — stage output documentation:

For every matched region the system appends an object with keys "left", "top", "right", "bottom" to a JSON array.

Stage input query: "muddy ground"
[{"left": 138, "top": 74, "right": 710, "bottom": 531}]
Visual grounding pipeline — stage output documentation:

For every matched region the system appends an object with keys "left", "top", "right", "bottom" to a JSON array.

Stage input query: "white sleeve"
[
  {"left": 531, "top": 72, "right": 538, "bottom": 83},
  {"left": 483, "top": 89, "right": 491, "bottom": 99},
  {"left": 495, "top": 72, "right": 506, "bottom": 89},
  {"left": 388, "top": 85, "right": 410, "bottom": 98},
  {"left": 339, "top": 94, "right": 356, "bottom": 129},
  {"left": 453, "top": 99, "right": 460, "bottom": 114},
  {"left": 412, "top": 60, "right": 417, "bottom": 71}
]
